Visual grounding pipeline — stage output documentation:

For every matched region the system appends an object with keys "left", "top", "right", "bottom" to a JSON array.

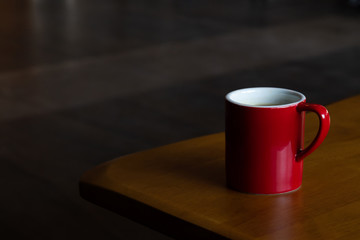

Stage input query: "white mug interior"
[{"left": 226, "top": 87, "right": 306, "bottom": 108}]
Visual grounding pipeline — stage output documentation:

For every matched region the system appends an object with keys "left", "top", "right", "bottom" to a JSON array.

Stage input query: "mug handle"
[{"left": 296, "top": 102, "right": 330, "bottom": 161}]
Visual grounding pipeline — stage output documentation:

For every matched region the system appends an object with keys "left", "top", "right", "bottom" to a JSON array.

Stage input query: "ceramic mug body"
[{"left": 225, "top": 87, "right": 330, "bottom": 194}]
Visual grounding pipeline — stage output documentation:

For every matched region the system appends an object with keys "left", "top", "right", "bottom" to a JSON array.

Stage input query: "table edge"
[{"left": 79, "top": 181, "right": 230, "bottom": 240}]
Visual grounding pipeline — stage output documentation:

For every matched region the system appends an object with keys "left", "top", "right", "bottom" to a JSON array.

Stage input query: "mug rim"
[{"left": 225, "top": 87, "right": 306, "bottom": 108}]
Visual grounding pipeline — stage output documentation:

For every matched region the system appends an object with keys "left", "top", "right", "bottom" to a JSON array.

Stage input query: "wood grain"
[{"left": 80, "top": 95, "right": 360, "bottom": 240}]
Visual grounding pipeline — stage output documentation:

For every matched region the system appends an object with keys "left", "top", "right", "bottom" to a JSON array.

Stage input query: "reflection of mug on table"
[{"left": 225, "top": 87, "right": 330, "bottom": 194}]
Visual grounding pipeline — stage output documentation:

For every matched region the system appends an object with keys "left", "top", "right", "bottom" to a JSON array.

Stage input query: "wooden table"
[{"left": 80, "top": 95, "right": 360, "bottom": 240}]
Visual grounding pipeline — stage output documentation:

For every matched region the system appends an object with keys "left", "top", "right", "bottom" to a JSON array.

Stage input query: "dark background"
[{"left": 1, "top": 0, "right": 359, "bottom": 239}]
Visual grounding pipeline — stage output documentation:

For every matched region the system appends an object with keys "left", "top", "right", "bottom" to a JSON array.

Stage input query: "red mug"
[{"left": 225, "top": 87, "right": 330, "bottom": 194}]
